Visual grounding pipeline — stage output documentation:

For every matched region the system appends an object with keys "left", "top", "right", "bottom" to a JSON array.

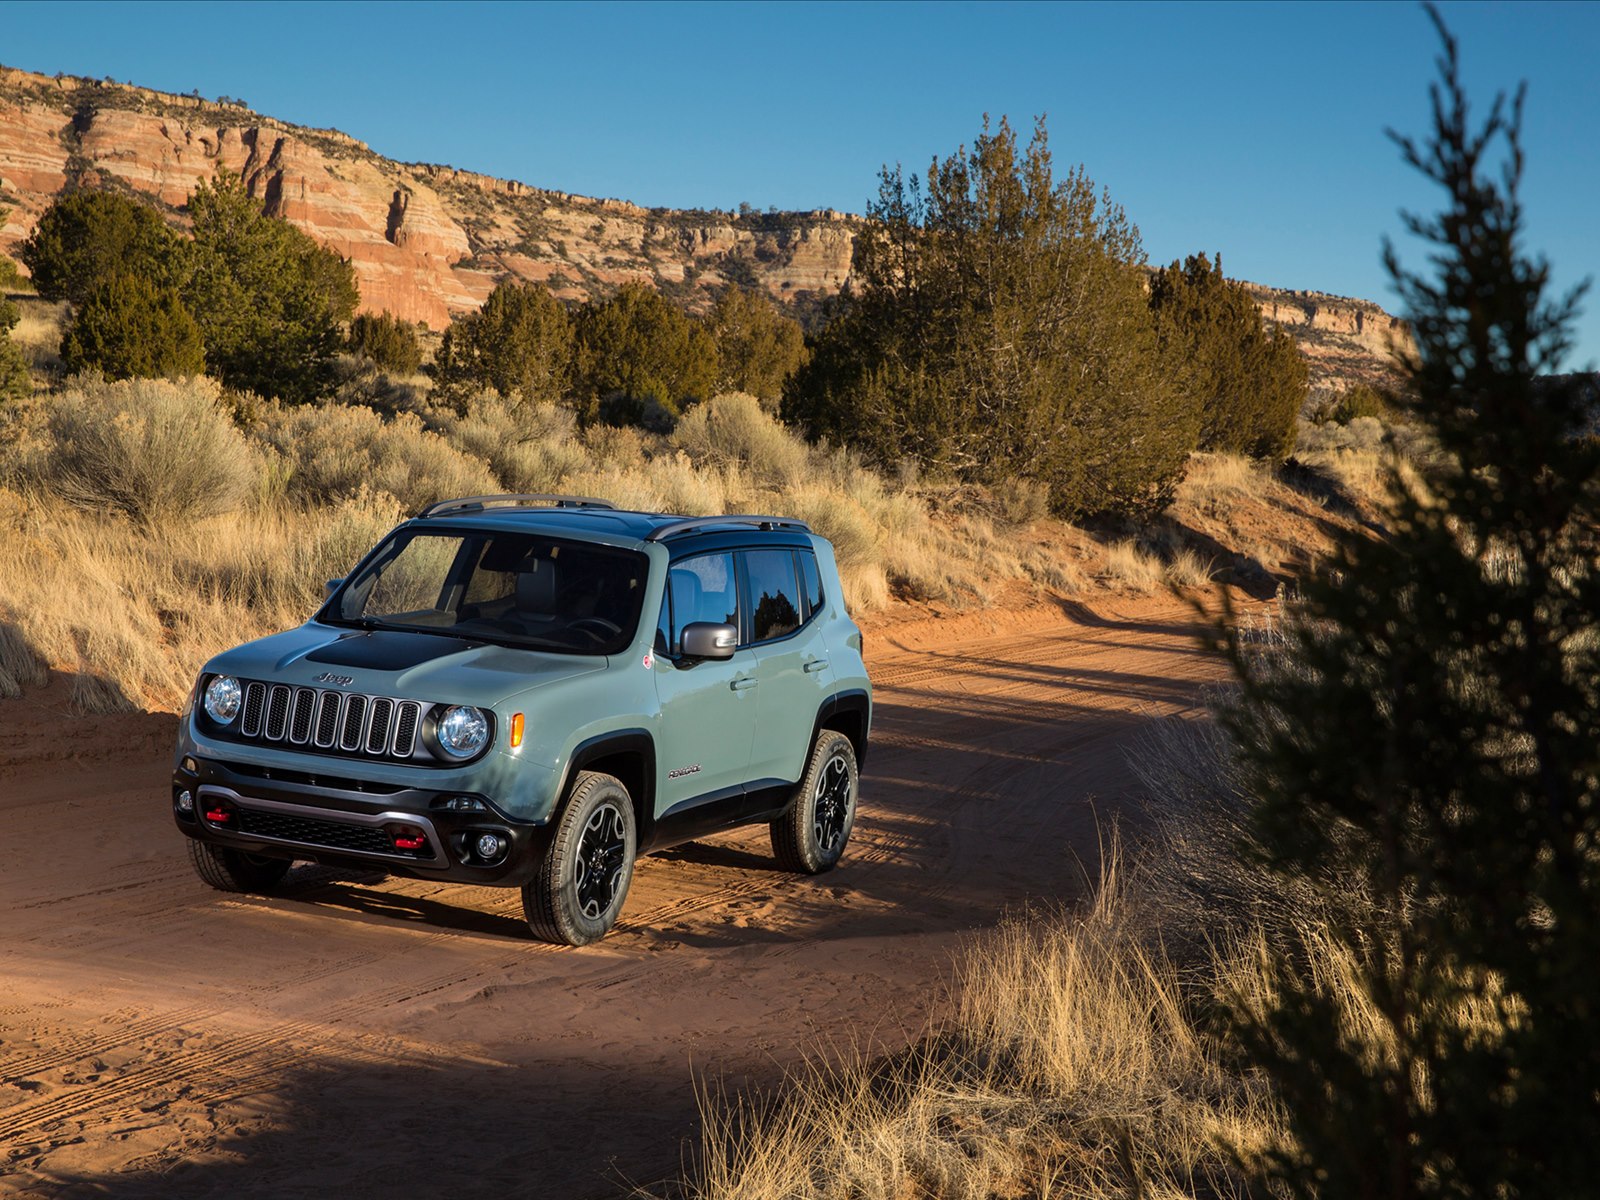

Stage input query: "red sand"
[{"left": 0, "top": 594, "right": 1227, "bottom": 1199}]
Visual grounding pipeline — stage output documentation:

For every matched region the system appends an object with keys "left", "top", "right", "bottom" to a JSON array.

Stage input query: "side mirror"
[
  {"left": 680, "top": 622, "right": 737, "bottom": 661},
  {"left": 324, "top": 578, "right": 344, "bottom": 602}
]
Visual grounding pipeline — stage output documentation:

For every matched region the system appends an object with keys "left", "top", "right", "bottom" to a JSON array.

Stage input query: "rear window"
[{"left": 744, "top": 549, "right": 802, "bottom": 643}]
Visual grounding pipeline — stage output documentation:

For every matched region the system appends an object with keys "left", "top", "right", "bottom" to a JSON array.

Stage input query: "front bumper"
[{"left": 171, "top": 756, "right": 553, "bottom": 886}]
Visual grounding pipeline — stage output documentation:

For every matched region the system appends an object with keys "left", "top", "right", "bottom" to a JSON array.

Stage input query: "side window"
[
  {"left": 662, "top": 553, "right": 739, "bottom": 655},
  {"left": 798, "top": 550, "right": 824, "bottom": 619},
  {"left": 744, "top": 549, "right": 802, "bottom": 644}
]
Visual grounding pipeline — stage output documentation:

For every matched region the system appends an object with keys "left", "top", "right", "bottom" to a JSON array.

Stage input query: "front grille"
[
  {"left": 233, "top": 681, "right": 430, "bottom": 764},
  {"left": 236, "top": 806, "right": 434, "bottom": 859}
]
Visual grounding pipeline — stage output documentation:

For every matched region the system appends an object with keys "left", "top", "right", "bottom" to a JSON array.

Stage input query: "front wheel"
[
  {"left": 771, "top": 731, "right": 858, "bottom": 874},
  {"left": 523, "top": 771, "right": 637, "bottom": 946},
  {"left": 187, "top": 839, "right": 292, "bottom": 893}
]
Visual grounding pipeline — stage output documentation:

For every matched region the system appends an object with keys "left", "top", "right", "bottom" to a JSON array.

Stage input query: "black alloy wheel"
[
  {"left": 771, "top": 730, "right": 858, "bottom": 875},
  {"left": 524, "top": 771, "right": 637, "bottom": 946}
]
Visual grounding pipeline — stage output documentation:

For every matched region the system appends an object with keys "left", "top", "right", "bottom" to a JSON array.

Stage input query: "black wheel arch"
[
  {"left": 812, "top": 688, "right": 871, "bottom": 772},
  {"left": 557, "top": 728, "right": 656, "bottom": 843}
]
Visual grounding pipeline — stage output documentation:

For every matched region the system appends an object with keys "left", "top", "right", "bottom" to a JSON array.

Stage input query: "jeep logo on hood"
[{"left": 312, "top": 672, "right": 355, "bottom": 687}]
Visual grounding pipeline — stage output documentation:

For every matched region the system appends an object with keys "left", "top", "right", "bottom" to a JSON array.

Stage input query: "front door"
[{"left": 652, "top": 552, "right": 757, "bottom": 815}]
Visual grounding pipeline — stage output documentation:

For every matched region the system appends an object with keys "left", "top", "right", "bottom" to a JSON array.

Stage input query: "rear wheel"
[
  {"left": 523, "top": 771, "right": 637, "bottom": 946},
  {"left": 771, "top": 731, "right": 858, "bottom": 874},
  {"left": 187, "top": 839, "right": 292, "bottom": 893}
]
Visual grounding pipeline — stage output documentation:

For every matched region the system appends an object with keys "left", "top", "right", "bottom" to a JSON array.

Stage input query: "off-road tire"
[
  {"left": 187, "top": 839, "right": 292, "bottom": 893},
  {"left": 523, "top": 771, "right": 637, "bottom": 946},
  {"left": 771, "top": 731, "right": 858, "bottom": 874}
]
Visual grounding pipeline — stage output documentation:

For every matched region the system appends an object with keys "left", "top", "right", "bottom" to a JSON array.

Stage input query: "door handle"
[
  {"left": 803, "top": 658, "right": 830, "bottom": 673},
  {"left": 730, "top": 677, "right": 759, "bottom": 692}
]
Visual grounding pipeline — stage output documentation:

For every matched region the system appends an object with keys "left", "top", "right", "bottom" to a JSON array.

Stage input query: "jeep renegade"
[{"left": 172, "top": 495, "right": 871, "bottom": 945}]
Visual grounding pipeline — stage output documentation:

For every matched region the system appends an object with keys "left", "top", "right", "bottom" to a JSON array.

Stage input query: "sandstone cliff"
[
  {"left": 0, "top": 66, "right": 855, "bottom": 329},
  {"left": 0, "top": 63, "right": 1404, "bottom": 392},
  {"left": 1245, "top": 282, "right": 1412, "bottom": 396}
]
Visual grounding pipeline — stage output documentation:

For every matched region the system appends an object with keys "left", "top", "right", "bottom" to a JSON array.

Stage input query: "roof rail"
[
  {"left": 645, "top": 515, "right": 813, "bottom": 542},
  {"left": 415, "top": 494, "right": 617, "bottom": 519}
]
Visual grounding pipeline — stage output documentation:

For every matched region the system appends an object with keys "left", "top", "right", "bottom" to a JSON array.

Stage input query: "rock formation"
[{"left": 0, "top": 66, "right": 855, "bottom": 329}]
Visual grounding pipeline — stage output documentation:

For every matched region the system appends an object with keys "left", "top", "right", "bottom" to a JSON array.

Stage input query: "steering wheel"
[{"left": 568, "top": 616, "right": 622, "bottom": 642}]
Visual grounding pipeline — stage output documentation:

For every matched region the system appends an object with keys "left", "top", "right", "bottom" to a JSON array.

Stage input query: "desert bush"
[
  {"left": 1296, "top": 414, "right": 1385, "bottom": 457},
  {"left": 1325, "top": 382, "right": 1388, "bottom": 424},
  {"left": 257, "top": 403, "right": 497, "bottom": 512},
  {"left": 671, "top": 391, "right": 809, "bottom": 486},
  {"left": 41, "top": 374, "right": 260, "bottom": 525},
  {"left": 434, "top": 394, "right": 590, "bottom": 493},
  {"left": 346, "top": 311, "right": 422, "bottom": 374},
  {"left": 328, "top": 355, "right": 431, "bottom": 416},
  {"left": 991, "top": 476, "right": 1052, "bottom": 526},
  {"left": 582, "top": 422, "right": 646, "bottom": 468}
]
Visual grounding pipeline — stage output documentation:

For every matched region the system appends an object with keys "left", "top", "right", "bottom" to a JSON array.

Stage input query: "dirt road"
[{"left": 0, "top": 596, "right": 1225, "bottom": 1199}]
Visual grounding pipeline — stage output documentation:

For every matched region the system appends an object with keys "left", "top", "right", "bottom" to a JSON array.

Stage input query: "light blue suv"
[{"left": 172, "top": 496, "right": 872, "bottom": 945}]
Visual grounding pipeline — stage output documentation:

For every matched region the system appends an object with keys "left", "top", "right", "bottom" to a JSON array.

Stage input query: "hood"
[{"left": 203, "top": 624, "right": 605, "bottom": 707}]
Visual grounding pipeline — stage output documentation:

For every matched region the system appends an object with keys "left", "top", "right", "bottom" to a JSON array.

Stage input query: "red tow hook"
[{"left": 391, "top": 827, "right": 427, "bottom": 852}]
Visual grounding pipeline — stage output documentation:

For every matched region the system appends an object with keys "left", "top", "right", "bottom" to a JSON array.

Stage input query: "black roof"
[{"left": 406, "top": 498, "right": 813, "bottom": 550}]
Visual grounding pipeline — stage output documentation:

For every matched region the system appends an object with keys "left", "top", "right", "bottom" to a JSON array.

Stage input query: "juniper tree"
[
  {"left": 21, "top": 190, "right": 184, "bottom": 303},
  {"left": 183, "top": 169, "right": 359, "bottom": 404},
  {"left": 573, "top": 283, "right": 717, "bottom": 426},
  {"left": 1148, "top": 252, "right": 1307, "bottom": 460},
  {"left": 709, "top": 286, "right": 807, "bottom": 411},
  {"left": 785, "top": 116, "right": 1195, "bottom": 519},
  {"left": 434, "top": 280, "right": 572, "bottom": 409},
  {"left": 61, "top": 273, "right": 205, "bottom": 380},
  {"left": 1224, "top": 16, "right": 1598, "bottom": 1199},
  {"left": 347, "top": 311, "right": 423, "bottom": 375}
]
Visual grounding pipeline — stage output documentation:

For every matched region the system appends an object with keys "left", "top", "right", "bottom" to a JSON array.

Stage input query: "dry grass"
[
  {"left": 7, "top": 296, "right": 68, "bottom": 372},
  {"left": 0, "top": 490, "right": 399, "bottom": 712},
  {"left": 2, "top": 380, "right": 1362, "bottom": 717},
  {"left": 678, "top": 844, "right": 1285, "bottom": 1200}
]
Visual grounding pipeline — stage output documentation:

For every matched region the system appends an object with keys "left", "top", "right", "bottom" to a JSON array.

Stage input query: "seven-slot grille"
[{"left": 237, "top": 681, "right": 425, "bottom": 761}]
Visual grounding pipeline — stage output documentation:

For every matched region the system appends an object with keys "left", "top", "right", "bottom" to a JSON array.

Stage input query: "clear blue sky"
[{"left": 6, "top": 0, "right": 1597, "bottom": 364}]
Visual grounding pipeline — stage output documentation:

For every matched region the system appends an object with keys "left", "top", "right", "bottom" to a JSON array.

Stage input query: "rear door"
[{"left": 744, "top": 548, "right": 833, "bottom": 785}]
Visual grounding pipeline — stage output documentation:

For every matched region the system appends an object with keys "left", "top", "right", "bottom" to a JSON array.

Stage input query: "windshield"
[{"left": 330, "top": 530, "right": 648, "bottom": 656}]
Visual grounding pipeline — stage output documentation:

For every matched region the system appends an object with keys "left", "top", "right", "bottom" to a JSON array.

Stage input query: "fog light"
[
  {"left": 176, "top": 789, "right": 194, "bottom": 813},
  {"left": 475, "top": 833, "right": 503, "bottom": 860}
]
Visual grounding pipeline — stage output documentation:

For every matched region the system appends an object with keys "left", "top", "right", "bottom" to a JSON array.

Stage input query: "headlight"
[
  {"left": 436, "top": 706, "right": 489, "bottom": 758},
  {"left": 203, "top": 675, "right": 242, "bottom": 724}
]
